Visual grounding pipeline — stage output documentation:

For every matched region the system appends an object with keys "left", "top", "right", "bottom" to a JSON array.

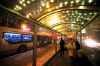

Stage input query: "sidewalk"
[
  {"left": 44, "top": 51, "right": 71, "bottom": 66},
  {"left": 36, "top": 44, "right": 59, "bottom": 66},
  {"left": 44, "top": 50, "right": 93, "bottom": 66}
]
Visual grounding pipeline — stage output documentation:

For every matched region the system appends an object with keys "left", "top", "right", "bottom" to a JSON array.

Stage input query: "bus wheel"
[{"left": 17, "top": 45, "right": 27, "bottom": 52}]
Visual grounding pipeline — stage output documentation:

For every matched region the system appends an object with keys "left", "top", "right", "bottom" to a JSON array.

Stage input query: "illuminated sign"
[
  {"left": 3, "top": 32, "right": 21, "bottom": 43},
  {"left": 3, "top": 32, "right": 33, "bottom": 43}
]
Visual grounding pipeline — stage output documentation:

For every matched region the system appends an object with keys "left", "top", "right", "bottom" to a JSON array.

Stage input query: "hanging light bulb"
[
  {"left": 19, "top": 1, "right": 23, "bottom": 4},
  {"left": 50, "top": 0, "right": 54, "bottom": 3},
  {"left": 41, "top": 1, "right": 45, "bottom": 7},
  {"left": 64, "top": 1, "right": 68, "bottom": 5},
  {"left": 76, "top": 0, "right": 80, "bottom": 3},
  {"left": 81, "top": 1, "right": 85, "bottom": 5},
  {"left": 26, "top": 1, "right": 31, "bottom": 4},
  {"left": 71, "top": 1, "right": 74, "bottom": 4},
  {"left": 22, "top": 3, "right": 26, "bottom": 7},
  {"left": 31, "top": 0, "right": 35, "bottom": 2},
  {"left": 39, "top": 7, "right": 42, "bottom": 11},
  {"left": 59, "top": 2, "right": 63, "bottom": 7},
  {"left": 46, "top": 2, "right": 50, "bottom": 8},
  {"left": 88, "top": 0, "right": 93, "bottom": 3}
]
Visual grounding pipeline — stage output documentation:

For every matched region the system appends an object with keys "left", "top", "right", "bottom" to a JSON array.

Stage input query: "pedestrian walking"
[{"left": 59, "top": 38, "right": 65, "bottom": 56}]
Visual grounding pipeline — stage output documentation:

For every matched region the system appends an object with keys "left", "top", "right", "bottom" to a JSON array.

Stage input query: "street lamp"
[{"left": 21, "top": 24, "right": 31, "bottom": 32}]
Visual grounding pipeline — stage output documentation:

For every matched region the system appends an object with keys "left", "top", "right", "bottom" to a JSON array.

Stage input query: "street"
[{"left": 0, "top": 50, "right": 33, "bottom": 66}]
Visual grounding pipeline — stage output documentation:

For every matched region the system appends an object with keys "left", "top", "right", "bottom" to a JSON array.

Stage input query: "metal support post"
[
  {"left": 80, "top": 31, "right": 82, "bottom": 48},
  {"left": 32, "top": 24, "right": 38, "bottom": 66}
]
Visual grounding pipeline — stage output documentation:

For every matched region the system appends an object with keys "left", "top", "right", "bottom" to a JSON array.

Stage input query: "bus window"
[
  {"left": 3, "top": 32, "right": 21, "bottom": 43},
  {"left": 22, "top": 34, "right": 33, "bottom": 42}
]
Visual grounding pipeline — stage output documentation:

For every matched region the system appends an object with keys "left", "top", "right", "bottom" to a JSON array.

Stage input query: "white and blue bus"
[{"left": 0, "top": 26, "right": 33, "bottom": 53}]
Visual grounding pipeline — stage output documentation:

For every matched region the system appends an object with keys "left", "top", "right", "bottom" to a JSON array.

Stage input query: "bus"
[
  {"left": 0, "top": 26, "right": 54, "bottom": 58},
  {"left": 0, "top": 26, "right": 33, "bottom": 53}
]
